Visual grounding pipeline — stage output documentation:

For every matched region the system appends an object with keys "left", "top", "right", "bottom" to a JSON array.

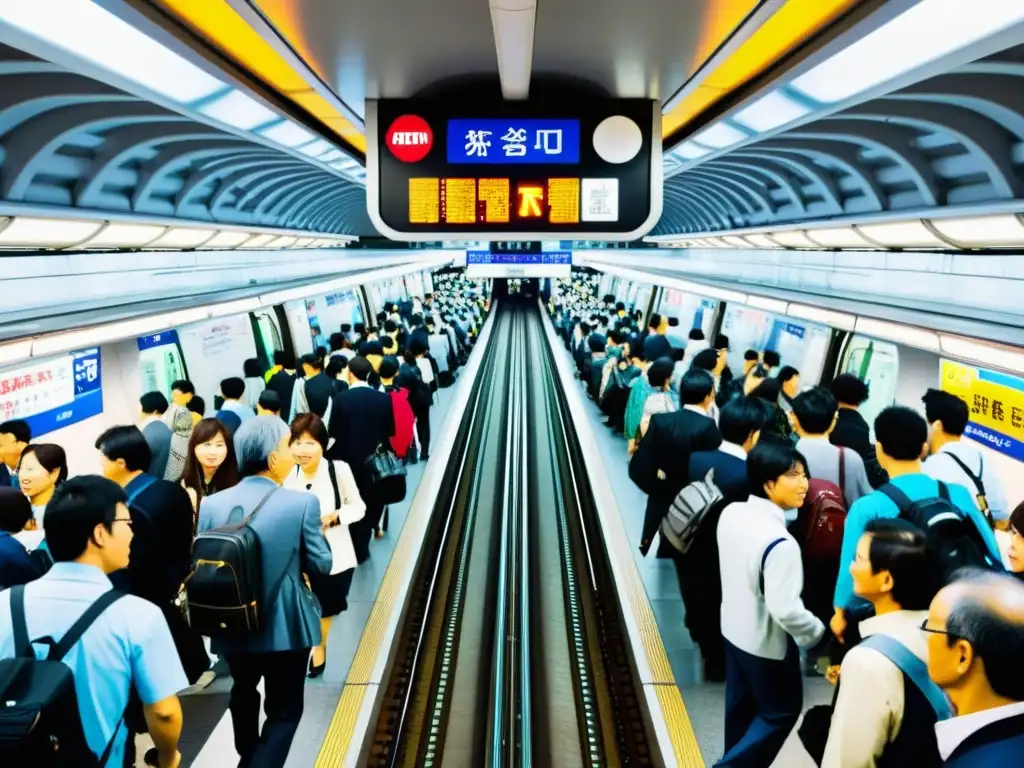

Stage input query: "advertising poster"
[
  {"left": 0, "top": 349, "right": 102, "bottom": 437},
  {"left": 940, "top": 359, "right": 1024, "bottom": 461}
]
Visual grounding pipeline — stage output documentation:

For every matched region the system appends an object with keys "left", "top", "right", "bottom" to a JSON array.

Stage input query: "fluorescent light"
[
  {"left": 747, "top": 295, "right": 789, "bottom": 314},
  {"left": 293, "top": 237, "right": 315, "bottom": 247},
  {"left": 857, "top": 220, "right": 947, "bottom": 248},
  {"left": 787, "top": 303, "right": 856, "bottom": 331},
  {"left": 31, "top": 307, "right": 210, "bottom": 357},
  {"left": 723, "top": 236, "right": 755, "bottom": 248},
  {"left": 147, "top": 228, "right": 217, "bottom": 249},
  {"left": 804, "top": 227, "right": 876, "bottom": 248},
  {"left": 260, "top": 236, "right": 298, "bottom": 249},
  {"left": 0, "top": 1, "right": 224, "bottom": 103},
  {"left": 490, "top": 2, "right": 537, "bottom": 100},
  {"left": 672, "top": 141, "right": 712, "bottom": 160},
  {"left": 744, "top": 234, "right": 783, "bottom": 248},
  {"left": 80, "top": 223, "right": 166, "bottom": 248},
  {"left": 198, "top": 89, "right": 277, "bottom": 130},
  {"left": 201, "top": 231, "right": 253, "bottom": 249},
  {"left": 299, "top": 139, "right": 334, "bottom": 159},
  {"left": 239, "top": 234, "right": 275, "bottom": 248},
  {"left": 732, "top": 91, "right": 811, "bottom": 132},
  {"left": 790, "top": 0, "right": 1024, "bottom": 103},
  {"left": 209, "top": 298, "right": 262, "bottom": 317},
  {"left": 0, "top": 217, "right": 103, "bottom": 247},
  {"left": 770, "top": 230, "right": 818, "bottom": 248},
  {"left": 260, "top": 120, "right": 315, "bottom": 148},
  {"left": 940, "top": 335, "right": 1024, "bottom": 375},
  {"left": 930, "top": 215, "right": 1024, "bottom": 247},
  {"left": 702, "top": 237, "right": 733, "bottom": 247},
  {"left": 0, "top": 339, "right": 34, "bottom": 366},
  {"left": 692, "top": 122, "right": 748, "bottom": 150},
  {"left": 855, "top": 316, "right": 940, "bottom": 351}
]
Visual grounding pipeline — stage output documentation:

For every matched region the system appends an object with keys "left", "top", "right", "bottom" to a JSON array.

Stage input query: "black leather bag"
[{"left": 364, "top": 443, "right": 407, "bottom": 505}]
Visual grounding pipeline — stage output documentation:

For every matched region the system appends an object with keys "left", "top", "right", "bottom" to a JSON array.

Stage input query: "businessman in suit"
[
  {"left": 327, "top": 356, "right": 395, "bottom": 562},
  {"left": 138, "top": 392, "right": 173, "bottom": 479},
  {"left": 0, "top": 419, "right": 30, "bottom": 488},
  {"left": 198, "top": 416, "right": 331, "bottom": 768}
]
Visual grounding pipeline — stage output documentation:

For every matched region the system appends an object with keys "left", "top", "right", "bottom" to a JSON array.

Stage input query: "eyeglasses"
[
  {"left": 112, "top": 517, "right": 134, "bottom": 529},
  {"left": 920, "top": 618, "right": 964, "bottom": 640}
]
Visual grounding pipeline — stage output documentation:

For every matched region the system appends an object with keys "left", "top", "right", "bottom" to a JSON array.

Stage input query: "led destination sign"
[{"left": 447, "top": 119, "right": 580, "bottom": 164}]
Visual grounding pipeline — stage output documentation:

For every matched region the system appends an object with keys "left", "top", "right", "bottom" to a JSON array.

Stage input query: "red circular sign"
[{"left": 385, "top": 115, "right": 433, "bottom": 163}]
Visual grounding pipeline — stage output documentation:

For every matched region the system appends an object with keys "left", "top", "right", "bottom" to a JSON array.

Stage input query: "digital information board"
[
  {"left": 367, "top": 98, "right": 662, "bottom": 241},
  {"left": 464, "top": 250, "right": 572, "bottom": 279}
]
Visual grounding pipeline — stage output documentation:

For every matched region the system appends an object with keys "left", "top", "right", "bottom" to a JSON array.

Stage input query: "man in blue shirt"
[
  {"left": 0, "top": 475, "right": 187, "bottom": 767},
  {"left": 832, "top": 406, "right": 1001, "bottom": 642}
]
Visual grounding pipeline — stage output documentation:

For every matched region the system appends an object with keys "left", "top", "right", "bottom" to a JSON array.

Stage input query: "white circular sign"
[{"left": 592, "top": 115, "right": 643, "bottom": 164}]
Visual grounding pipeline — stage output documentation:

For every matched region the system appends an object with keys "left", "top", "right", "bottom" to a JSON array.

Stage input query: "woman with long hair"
[
  {"left": 18, "top": 443, "right": 68, "bottom": 528},
  {"left": 180, "top": 418, "right": 240, "bottom": 523}
]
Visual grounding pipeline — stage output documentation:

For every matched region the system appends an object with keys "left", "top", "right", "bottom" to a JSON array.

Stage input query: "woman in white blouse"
[{"left": 284, "top": 413, "right": 366, "bottom": 678}]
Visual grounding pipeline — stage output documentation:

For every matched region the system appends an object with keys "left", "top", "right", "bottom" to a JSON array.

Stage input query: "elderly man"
[{"left": 197, "top": 416, "right": 331, "bottom": 768}]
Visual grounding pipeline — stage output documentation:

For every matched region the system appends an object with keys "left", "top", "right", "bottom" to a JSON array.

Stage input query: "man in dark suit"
[
  {"left": 327, "top": 356, "right": 396, "bottom": 562},
  {"left": 139, "top": 391, "right": 172, "bottom": 478},
  {"left": 0, "top": 419, "right": 30, "bottom": 488},
  {"left": 680, "top": 396, "right": 769, "bottom": 681}
]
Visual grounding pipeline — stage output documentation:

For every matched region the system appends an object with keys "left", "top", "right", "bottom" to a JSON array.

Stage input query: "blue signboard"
[
  {"left": 466, "top": 250, "right": 572, "bottom": 265},
  {"left": 447, "top": 119, "right": 580, "bottom": 164},
  {"left": 137, "top": 330, "right": 179, "bottom": 351},
  {"left": 0, "top": 349, "right": 103, "bottom": 438}
]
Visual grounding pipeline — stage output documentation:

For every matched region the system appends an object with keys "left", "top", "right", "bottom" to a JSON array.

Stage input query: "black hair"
[
  {"left": 340, "top": 323, "right": 352, "bottom": 334},
  {"left": 670, "top": 346, "right": 685, "bottom": 363},
  {"left": 616, "top": 302, "right": 625, "bottom": 312},
  {"left": 874, "top": 406, "right": 928, "bottom": 461},
  {"left": 19, "top": 444, "right": 69, "bottom": 485},
  {"left": 714, "top": 334, "right": 730, "bottom": 351},
  {"left": 325, "top": 357, "right": 347, "bottom": 379},
  {"left": 690, "top": 348, "right": 719, "bottom": 372},
  {"left": 329, "top": 333, "right": 346, "bottom": 352},
  {"left": 922, "top": 388, "right": 970, "bottom": 436},
  {"left": 170, "top": 379, "right": 195, "bottom": 396},
  {"left": 667, "top": 317, "right": 679, "bottom": 328},
  {"left": 384, "top": 319, "right": 398, "bottom": 334},
  {"left": 403, "top": 348, "right": 417, "bottom": 366},
  {"left": 257, "top": 389, "right": 281, "bottom": 414},
  {"left": 360, "top": 340, "right": 384, "bottom": 357},
  {"left": 139, "top": 391, "right": 169, "bottom": 415},
  {"left": 290, "top": 412, "right": 329, "bottom": 452},
  {"left": 95, "top": 425, "right": 152, "bottom": 473},
  {"left": 298, "top": 353, "right": 323, "bottom": 372},
  {"left": 863, "top": 518, "right": 937, "bottom": 610},
  {"left": 219, "top": 377, "right": 244, "bottom": 400},
  {"left": 777, "top": 365, "right": 800, "bottom": 385},
  {"left": 1011, "top": 500, "right": 1024, "bottom": 538},
  {"left": 588, "top": 334, "right": 607, "bottom": 353},
  {"left": 376, "top": 310, "right": 388, "bottom": 323},
  {"left": 719, "top": 396, "right": 769, "bottom": 445},
  {"left": 829, "top": 373, "right": 870, "bottom": 406},
  {"left": 648, "top": 313, "right": 662, "bottom": 330},
  {"left": 0, "top": 486, "right": 32, "bottom": 533},
  {"left": 647, "top": 357, "right": 674, "bottom": 388},
  {"left": 273, "top": 350, "right": 294, "bottom": 368},
  {"left": 680, "top": 369, "right": 715, "bottom": 406},
  {"left": 747, "top": 441, "right": 809, "bottom": 499},
  {"left": 688, "top": 328, "right": 705, "bottom": 341},
  {"left": 411, "top": 314, "right": 424, "bottom": 327},
  {"left": 44, "top": 475, "right": 128, "bottom": 562},
  {"left": 763, "top": 350, "right": 781, "bottom": 368},
  {"left": 354, "top": 322, "right": 367, "bottom": 335},
  {"left": 379, "top": 355, "right": 400, "bottom": 380},
  {"left": 243, "top": 358, "right": 264, "bottom": 378},
  {"left": 348, "top": 356, "right": 372, "bottom": 382},
  {"left": 580, "top": 322, "right": 592, "bottom": 336},
  {"left": 0, "top": 419, "right": 31, "bottom": 444},
  {"left": 187, "top": 395, "right": 205, "bottom": 416},
  {"left": 750, "top": 376, "right": 782, "bottom": 404},
  {"left": 792, "top": 387, "right": 838, "bottom": 435},
  {"left": 945, "top": 582, "right": 1024, "bottom": 701},
  {"left": 743, "top": 349, "right": 760, "bottom": 362},
  {"left": 607, "top": 329, "right": 624, "bottom": 345},
  {"left": 409, "top": 338, "right": 429, "bottom": 356}
]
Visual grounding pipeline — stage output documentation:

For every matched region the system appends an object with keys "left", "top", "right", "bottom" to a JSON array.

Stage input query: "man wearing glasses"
[
  {"left": 925, "top": 570, "right": 1024, "bottom": 766},
  {"left": 0, "top": 475, "right": 187, "bottom": 768}
]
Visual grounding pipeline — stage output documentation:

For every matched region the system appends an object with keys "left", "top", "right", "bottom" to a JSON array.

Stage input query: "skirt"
[{"left": 309, "top": 567, "right": 354, "bottom": 618}]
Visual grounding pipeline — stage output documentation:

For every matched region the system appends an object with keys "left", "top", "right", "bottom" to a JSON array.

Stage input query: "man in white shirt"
[
  {"left": 716, "top": 440, "right": 825, "bottom": 767},
  {"left": 922, "top": 388, "right": 1009, "bottom": 525},
  {"left": 823, "top": 519, "right": 948, "bottom": 768}
]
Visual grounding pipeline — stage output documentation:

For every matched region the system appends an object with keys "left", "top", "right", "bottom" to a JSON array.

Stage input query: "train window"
[
  {"left": 137, "top": 332, "right": 187, "bottom": 398},
  {"left": 841, "top": 335, "right": 900, "bottom": 432},
  {"left": 252, "top": 311, "right": 283, "bottom": 368}
]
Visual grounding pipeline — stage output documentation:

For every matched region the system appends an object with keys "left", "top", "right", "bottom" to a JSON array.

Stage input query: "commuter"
[
  {"left": 266, "top": 352, "right": 298, "bottom": 422},
  {"left": 763, "top": 350, "right": 781, "bottom": 375},
  {"left": 381, "top": 320, "right": 402, "bottom": 355},
  {"left": 327, "top": 356, "right": 396, "bottom": 562},
  {"left": 716, "top": 441, "right": 826, "bottom": 768},
  {"left": 219, "top": 376, "right": 257, "bottom": 426},
  {"left": 922, "top": 388, "right": 1009, "bottom": 526},
  {"left": 792, "top": 388, "right": 873, "bottom": 507},
  {"left": 17, "top": 443, "right": 67, "bottom": 526},
  {"left": 682, "top": 327, "right": 709, "bottom": 369},
  {"left": 638, "top": 357, "right": 678, "bottom": 440},
  {"left": 597, "top": 329, "right": 624, "bottom": 402},
  {"left": 690, "top": 347, "right": 725, "bottom": 423},
  {"left": 643, "top": 313, "right": 672, "bottom": 361},
  {"left": 325, "top": 356, "right": 350, "bottom": 395},
  {"left": 0, "top": 476, "right": 186, "bottom": 768},
  {"left": 822, "top": 519, "right": 946, "bottom": 768},
  {"left": 0, "top": 419, "right": 30, "bottom": 488},
  {"left": 667, "top": 347, "right": 687, "bottom": 407},
  {"left": 164, "top": 405, "right": 196, "bottom": 482},
  {"left": 408, "top": 315, "right": 430, "bottom": 352},
  {"left": 744, "top": 362, "right": 768, "bottom": 396},
  {"left": 242, "top": 358, "right": 266, "bottom": 411},
  {"left": 573, "top": 321, "right": 592, "bottom": 374},
  {"left": 629, "top": 369, "right": 722, "bottom": 556},
  {"left": 258, "top": 388, "right": 283, "bottom": 418},
  {"left": 715, "top": 334, "right": 734, "bottom": 390},
  {"left": 427, "top": 319, "right": 454, "bottom": 384},
  {"left": 185, "top": 394, "right": 206, "bottom": 424},
  {"left": 584, "top": 333, "right": 609, "bottom": 400},
  {"left": 742, "top": 349, "right": 760, "bottom": 376},
  {"left": 926, "top": 571, "right": 1024, "bottom": 765},
  {"left": 169, "top": 379, "right": 195, "bottom": 409},
  {"left": 1007, "top": 501, "right": 1024, "bottom": 577},
  {"left": 603, "top": 345, "right": 645, "bottom": 433},
  {"left": 181, "top": 417, "right": 241, "bottom": 521},
  {"left": 197, "top": 416, "right": 332, "bottom": 767},
  {"left": 291, "top": 353, "right": 334, "bottom": 423},
  {"left": 831, "top": 407, "right": 1002, "bottom": 643},
  {"left": 680, "top": 396, "right": 767, "bottom": 682},
  {"left": 265, "top": 349, "right": 283, "bottom": 382},
  {"left": 379, "top": 356, "right": 416, "bottom": 461},
  {"left": 139, "top": 391, "right": 173, "bottom": 478},
  {"left": 360, "top": 340, "right": 385, "bottom": 388},
  {"left": 753, "top": 374, "right": 794, "bottom": 444},
  {"left": 285, "top": 413, "right": 366, "bottom": 678},
  {"left": 828, "top": 373, "right": 888, "bottom": 488},
  {"left": 0, "top": 486, "right": 40, "bottom": 588},
  {"left": 409, "top": 340, "right": 435, "bottom": 459}
]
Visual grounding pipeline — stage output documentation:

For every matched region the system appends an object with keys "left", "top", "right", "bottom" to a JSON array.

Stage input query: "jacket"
[
  {"left": 940, "top": 707, "right": 1024, "bottom": 767},
  {"left": 0, "top": 532, "right": 38, "bottom": 589},
  {"left": 327, "top": 384, "right": 396, "bottom": 482},
  {"left": 197, "top": 476, "right": 332, "bottom": 654},
  {"left": 384, "top": 385, "right": 416, "bottom": 458},
  {"left": 141, "top": 419, "right": 172, "bottom": 480},
  {"left": 284, "top": 460, "right": 365, "bottom": 574},
  {"left": 266, "top": 369, "right": 298, "bottom": 423},
  {"left": 628, "top": 407, "right": 722, "bottom": 554},
  {"left": 831, "top": 407, "right": 889, "bottom": 488}
]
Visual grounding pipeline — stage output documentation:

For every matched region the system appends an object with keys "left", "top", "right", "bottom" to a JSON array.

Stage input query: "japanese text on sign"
[
  {"left": 465, "top": 251, "right": 572, "bottom": 265},
  {"left": 0, "top": 349, "right": 102, "bottom": 437},
  {"left": 447, "top": 119, "right": 580, "bottom": 164},
  {"left": 941, "top": 359, "right": 1024, "bottom": 462}
]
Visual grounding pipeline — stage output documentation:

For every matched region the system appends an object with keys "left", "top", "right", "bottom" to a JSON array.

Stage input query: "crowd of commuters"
[
  {"left": 0, "top": 275, "right": 487, "bottom": 767},
  {"left": 552, "top": 273, "right": 1023, "bottom": 767}
]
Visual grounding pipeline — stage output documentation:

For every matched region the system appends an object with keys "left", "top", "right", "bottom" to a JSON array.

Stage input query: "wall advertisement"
[
  {"left": 0, "top": 349, "right": 102, "bottom": 437},
  {"left": 940, "top": 358, "right": 1024, "bottom": 461}
]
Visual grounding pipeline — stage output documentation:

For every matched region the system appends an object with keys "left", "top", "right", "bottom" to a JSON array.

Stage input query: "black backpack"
[
  {"left": 185, "top": 486, "right": 278, "bottom": 636},
  {"left": 881, "top": 481, "right": 1002, "bottom": 582},
  {"left": 0, "top": 586, "right": 126, "bottom": 766}
]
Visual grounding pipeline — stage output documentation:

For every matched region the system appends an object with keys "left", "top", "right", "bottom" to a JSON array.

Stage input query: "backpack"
[
  {"left": 881, "top": 481, "right": 1001, "bottom": 582},
  {"left": 660, "top": 468, "right": 724, "bottom": 555},
  {"left": 799, "top": 448, "right": 848, "bottom": 561},
  {"left": 185, "top": 486, "right": 280, "bottom": 636},
  {"left": 943, "top": 453, "right": 992, "bottom": 524},
  {"left": 0, "top": 586, "right": 126, "bottom": 766}
]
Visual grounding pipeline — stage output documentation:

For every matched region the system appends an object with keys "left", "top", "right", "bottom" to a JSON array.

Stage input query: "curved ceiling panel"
[
  {"left": 654, "top": 46, "right": 1024, "bottom": 235},
  {"left": 0, "top": 44, "right": 372, "bottom": 235}
]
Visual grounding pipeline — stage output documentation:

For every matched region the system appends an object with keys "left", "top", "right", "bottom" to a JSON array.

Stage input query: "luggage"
[
  {"left": 0, "top": 586, "right": 126, "bottom": 766},
  {"left": 799, "top": 448, "right": 848, "bottom": 561},
  {"left": 660, "top": 468, "right": 724, "bottom": 555}
]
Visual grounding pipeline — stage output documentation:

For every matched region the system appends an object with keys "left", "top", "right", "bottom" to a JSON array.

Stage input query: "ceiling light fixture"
[{"left": 489, "top": 0, "right": 537, "bottom": 100}]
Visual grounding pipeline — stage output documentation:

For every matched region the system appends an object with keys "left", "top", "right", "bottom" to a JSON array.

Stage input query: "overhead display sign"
[
  {"left": 367, "top": 97, "right": 662, "bottom": 241},
  {"left": 465, "top": 250, "right": 572, "bottom": 279},
  {"left": 941, "top": 359, "right": 1024, "bottom": 461},
  {"left": 0, "top": 349, "right": 102, "bottom": 437}
]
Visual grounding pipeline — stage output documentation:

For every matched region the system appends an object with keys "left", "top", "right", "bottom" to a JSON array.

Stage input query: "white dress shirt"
[
  {"left": 285, "top": 459, "right": 365, "bottom": 574},
  {"left": 924, "top": 441, "right": 1009, "bottom": 521},
  {"left": 718, "top": 495, "right": 825, "bottom": 659},
  {"left": 822, "top": 609, "right": 929, "bottom": 768},
  {"left": 935, "top": 701, "right": 1024, "bottom": 760}
]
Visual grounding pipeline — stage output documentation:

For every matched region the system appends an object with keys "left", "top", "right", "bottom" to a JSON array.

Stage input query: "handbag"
[{"left": 363, "top": 443, "right": 407, "bottom": 505}]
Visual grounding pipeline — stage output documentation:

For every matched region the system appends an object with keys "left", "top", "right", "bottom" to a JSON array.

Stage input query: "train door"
[
  {"left": 840, "top": 335, "right": 900, "bottom": 432},
  {"left": 137, "top": 331, "right": 188, "bottom": 397},
  {"left": 251, "top": 310, "right": 284, "bottom": 369}
]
